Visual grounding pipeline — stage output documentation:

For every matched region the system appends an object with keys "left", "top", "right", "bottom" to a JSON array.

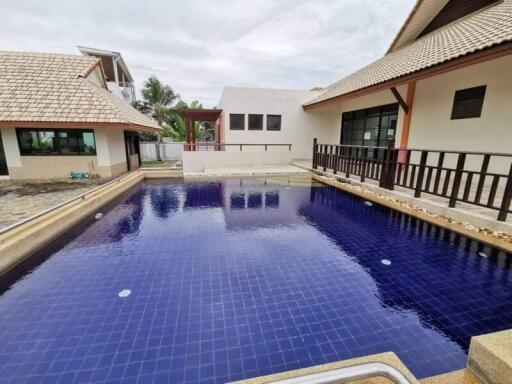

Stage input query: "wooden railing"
[
  {"left": 184, "top": 142, "right": 292, "bottom": 151},
  {"left": 312, "top": 138, "right": 512, "bottom": 221}
]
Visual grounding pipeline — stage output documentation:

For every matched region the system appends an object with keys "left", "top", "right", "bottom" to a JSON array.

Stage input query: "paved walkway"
[{"left": 0, "top": 179, "right": 110, "bottom": 231}]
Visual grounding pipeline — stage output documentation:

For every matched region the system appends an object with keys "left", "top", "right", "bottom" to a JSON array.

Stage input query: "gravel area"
[{"left": 0, "top": 178, "right": 112, "bottom": 230}]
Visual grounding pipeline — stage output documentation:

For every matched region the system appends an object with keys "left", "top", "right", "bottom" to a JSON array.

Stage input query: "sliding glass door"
[{"left": 340, "top": 103, "right": 398, "bottom": 148}]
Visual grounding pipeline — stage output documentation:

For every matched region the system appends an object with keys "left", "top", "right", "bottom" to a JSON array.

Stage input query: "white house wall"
[
  {"left": 1, "top": 127, "right": 22, "bottom": 167},
  {"left": 409, "top": 55, "right": 512, "bottom": 155},
  {"left": 219, "top": 87, "right": 339, "bottom": 159}
]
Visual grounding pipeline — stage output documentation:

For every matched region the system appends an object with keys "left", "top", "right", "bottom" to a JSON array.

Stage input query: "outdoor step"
[
  {"left": 420, "top": 369, "right": 482, "bottom": 384},
  {"left": 468, "top": 329, "right": 512, "bottom": 384}
]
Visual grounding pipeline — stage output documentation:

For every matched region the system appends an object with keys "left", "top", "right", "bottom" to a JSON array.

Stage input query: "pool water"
[{"left": 1, "top": 176, "right": 511, "bottom": 383}]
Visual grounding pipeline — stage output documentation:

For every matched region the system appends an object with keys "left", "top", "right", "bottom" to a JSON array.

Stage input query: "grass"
[{"left": 141, "top": 160, "right": 170, "bottom": 168}]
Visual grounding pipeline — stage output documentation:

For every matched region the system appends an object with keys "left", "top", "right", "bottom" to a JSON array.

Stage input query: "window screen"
[
  {"left": 229, "top": 114, "right": 245, "bottom": 130},
  {"left": 266, "top": 115, "right": 281, "bottom": 131},
  {"left": 451, "top": 85, "right": 486, "bottom": 119}
]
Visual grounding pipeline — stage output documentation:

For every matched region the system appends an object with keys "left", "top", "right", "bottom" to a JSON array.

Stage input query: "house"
[
  {"left": 0, "top": 51, "right": 160, "bottom": 180},
  {"left": 216, "top": 0, "right": 512, "bottom": 164},
  {"left": 78, "top": 46, "right": 136, "bottom": 104}
]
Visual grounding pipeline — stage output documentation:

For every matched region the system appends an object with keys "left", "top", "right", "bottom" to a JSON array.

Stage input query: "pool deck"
[{"left": 0, "top": 178, "right": 112, "bottom": 231}]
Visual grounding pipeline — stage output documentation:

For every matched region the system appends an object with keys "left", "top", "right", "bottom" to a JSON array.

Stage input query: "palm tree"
[{"left": 134, "top": 76, "right": 179, "bottom": 161}]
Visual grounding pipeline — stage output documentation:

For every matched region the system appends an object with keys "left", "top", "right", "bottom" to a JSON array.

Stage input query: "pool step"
[
  {"left": 467, "top": 329, "right": 512, "bottom": 384},
  {"left": 141, "top": 168, "right": 183, "bottom": 179},
  {"left": 420, "top": 369, "right": 482, "bottom": 384}
]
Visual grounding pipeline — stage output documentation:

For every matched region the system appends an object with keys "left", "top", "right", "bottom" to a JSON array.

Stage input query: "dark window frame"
[
  {"left": 266, "top": 115, "right": 282, "bottom": 131},
  {"left": 451, "top": 85, "right": 486, "bottom": 120},
  {"left": 229, "top": 114, "right": 245, "bottom": 130},
  {"left": 340, "top": 103, "right": 399, "bottom": 147},
  {"left": 16, "top": 128, "right": 97, "bottom": 156},
  {"left": 248, "top": 114, "right": 263, "bottom": 131}
]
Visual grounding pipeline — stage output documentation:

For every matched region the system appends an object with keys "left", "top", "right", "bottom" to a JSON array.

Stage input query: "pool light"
[
  {"left": 118, "top": 289, "right": 131, "bottom": 298},
  {"left": 381, "top": 259, "right": 392, "bottom": 266}
]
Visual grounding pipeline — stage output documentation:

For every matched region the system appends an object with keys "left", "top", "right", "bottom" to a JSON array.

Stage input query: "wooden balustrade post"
[
  {"left": 449, "top": 152, "right": 466, "bottom": 208},
  {"left": 361, "top": 147, "right": 368, "bottom": 182},
  {"left": 323, "top": 145, "right": 327, "bottom": 172},
  {"left": 498, "top": 163, "right": 512, "bottom": 221},
  {"left": 312, "top": 138, "right": 318, "bottom": 169},
  {"left": 414, "top": 151, "right": 428, "bottom": 197}
]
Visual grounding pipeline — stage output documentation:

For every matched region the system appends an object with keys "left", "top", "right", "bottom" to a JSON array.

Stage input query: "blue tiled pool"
[{"left": 1, "top": 176, "right": 511, "bottom": 383}]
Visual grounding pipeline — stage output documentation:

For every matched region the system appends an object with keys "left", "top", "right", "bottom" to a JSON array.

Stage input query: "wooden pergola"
[{"left": 178, "top": 108, "right": 223, "bottom": 151}]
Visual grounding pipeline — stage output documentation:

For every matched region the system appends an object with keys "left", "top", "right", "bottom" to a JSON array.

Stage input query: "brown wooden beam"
[
  {"left": 390, "top": 87, "right": 408, "bottom": 113},
  {"left": 303, "top": 41, "right": 512, "bottom": 111},
  {"left": 400, "top": 81, "right": 416, "bottom": 149}
]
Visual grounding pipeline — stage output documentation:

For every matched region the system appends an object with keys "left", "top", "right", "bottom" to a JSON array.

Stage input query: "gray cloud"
[{"left": 0, "top": 0, "right": 414, "bottom": 106}]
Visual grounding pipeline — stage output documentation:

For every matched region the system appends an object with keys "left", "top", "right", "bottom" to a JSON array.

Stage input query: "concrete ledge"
[
  {"left": 0, "top": 171, "right": 144, "bottom": 276},
  {"left": 420, "top": 369, "right": 482, "bottom": 384},
  {"left": 233, "top": 352, "right": 418, "bottom": 384},
  {"left": 468, "top": 330, "right": 512, "bottom": 384}
]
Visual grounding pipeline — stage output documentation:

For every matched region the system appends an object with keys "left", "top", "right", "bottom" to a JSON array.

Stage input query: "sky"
[{"left": 0, "top": 0, "right": 415, "bottom": 107}]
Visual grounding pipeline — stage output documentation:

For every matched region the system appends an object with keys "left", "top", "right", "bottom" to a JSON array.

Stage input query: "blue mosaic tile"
[{"left": 1, "top": 177, "right": 512, "bottom": 383}]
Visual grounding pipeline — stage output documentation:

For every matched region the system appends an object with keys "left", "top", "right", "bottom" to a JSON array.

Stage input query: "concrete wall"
[
  {"left": 183, "top": 150, "right": 296, "bottom": 173},
  {"left": 218, "top": 87, "right": 338, "bottom": 159},
  {"left": 0, "top": 126, "right": 129, "bottom": 179}
]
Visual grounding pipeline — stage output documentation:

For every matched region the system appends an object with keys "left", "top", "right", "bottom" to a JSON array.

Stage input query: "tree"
[{"left": 134, "top": 76, "right": 179, "bottom": 160}]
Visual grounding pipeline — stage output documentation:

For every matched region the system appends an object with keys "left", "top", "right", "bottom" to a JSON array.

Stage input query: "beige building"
[{"left": 0, "top": 51, "right": 159, "bottom": 180}]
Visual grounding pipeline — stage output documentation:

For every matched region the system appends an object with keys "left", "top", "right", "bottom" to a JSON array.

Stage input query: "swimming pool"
[{"left": 1, "top": 176, "right": 511, "bottom": 383}]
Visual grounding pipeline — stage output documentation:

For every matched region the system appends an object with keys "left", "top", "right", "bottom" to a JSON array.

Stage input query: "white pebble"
[
  {"left": 381, "top": 259, "right": 392, "bottom": 266},
  {"left": 94, "top": 213, "right": 103, "bottom": 220},
  {"left": 364, "top": 201, "right": 373, "bottom": 207}
]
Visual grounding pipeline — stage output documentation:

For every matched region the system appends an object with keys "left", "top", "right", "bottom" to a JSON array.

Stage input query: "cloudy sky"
[{"left": 1, "top": 0, "right": 415, "bottom": 107}]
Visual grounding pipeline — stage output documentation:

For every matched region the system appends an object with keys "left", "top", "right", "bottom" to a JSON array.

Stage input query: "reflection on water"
[{"left": 1, "top": 175, "right": 511, "bottom": 383}]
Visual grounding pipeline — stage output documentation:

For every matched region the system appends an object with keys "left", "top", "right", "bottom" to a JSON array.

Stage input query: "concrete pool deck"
[{"left": 0, "top": 178, "right": 113, "bottom": 231}]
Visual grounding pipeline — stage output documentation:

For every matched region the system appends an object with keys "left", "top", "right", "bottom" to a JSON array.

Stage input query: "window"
[
  {"left": 248, "top": 114, "right": 263, "bottom": 130},
  {"left": 267, "top": 115, "right": 281, "bottom": 131},
  {"left": 230, "top": 114, "right": 245, "bottom": 130},
  {"left": 341, "top": 103, "right": 398, "bottom": 147},
  {"left": 16, "top": 128, "right": 96, "bottom": 155},
  {"left": 451, "top": 85, "right": 486, "bottom": 119}
]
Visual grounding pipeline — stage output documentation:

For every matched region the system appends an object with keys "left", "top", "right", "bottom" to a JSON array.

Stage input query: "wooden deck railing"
[
  {"left": 184, "top": 142, "right": 292, "bottom": 151},
  {"left": 312, "top": 138, "right": 512, "bottom": 221}
]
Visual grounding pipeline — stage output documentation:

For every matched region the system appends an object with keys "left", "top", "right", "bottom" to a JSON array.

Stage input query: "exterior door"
[
  {"left": 0, "top": 131, "right": 8, "bottom": 176},
  {"left": 124, "top": 131, "right": 141, "bottom": 171}
]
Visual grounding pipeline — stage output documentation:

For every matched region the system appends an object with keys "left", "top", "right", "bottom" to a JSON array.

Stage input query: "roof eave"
[
  {"left": 0, "top": 120, "right": 161, "bottom": 132},
  {"left": 303, "top": 41, "right": 512, "bottom": 111}
]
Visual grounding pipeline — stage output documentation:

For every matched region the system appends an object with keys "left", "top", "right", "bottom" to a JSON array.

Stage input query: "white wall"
[
  {"left": 95, "top": 128, "right": 126, "bottom": 167},
  {"left": 0, "top": 127, "right": 22, "bottom": 167},
  {"left": 218, "top": 86, "right": 407, "bottom": 160},
  {"left": 409, "top": 55, "right": 512, "bottom": 154},
  {"left": 183, "top": 150, "right": 296, "bottom": 173},
  {"left": 218, "top": 87, "right": 339, "bottom": 159}
]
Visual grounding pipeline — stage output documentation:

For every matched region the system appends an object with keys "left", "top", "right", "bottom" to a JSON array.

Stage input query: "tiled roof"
[
  {"left": 0, "top": 51, "right": 160, "bottom": 130},
  {"left": 304, "top": 0, "right": 512, "bottom": 107}
]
